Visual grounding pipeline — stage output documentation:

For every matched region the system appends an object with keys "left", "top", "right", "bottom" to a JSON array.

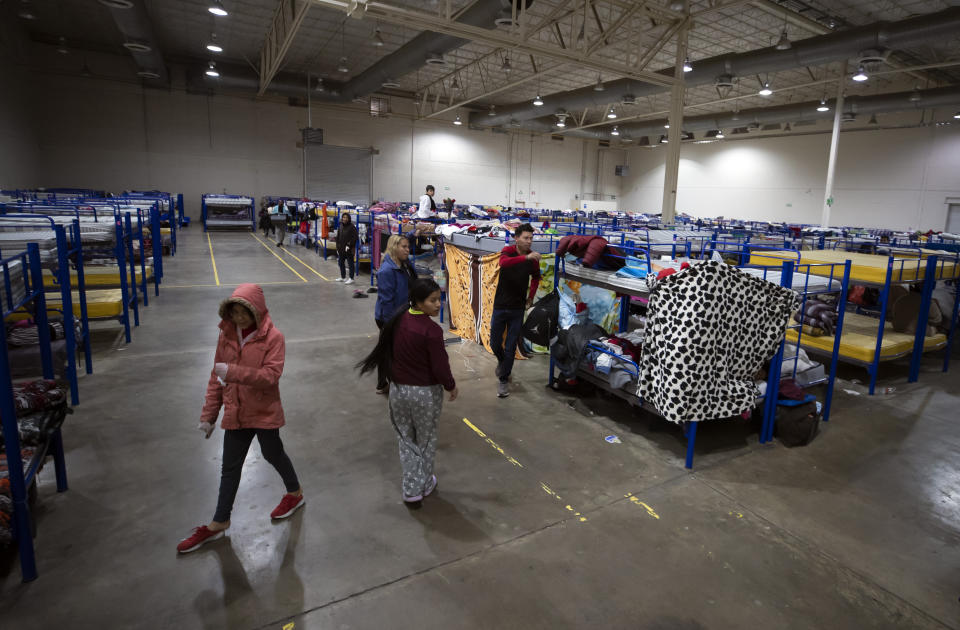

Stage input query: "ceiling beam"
[
  {"left": 309, "top": 0, "right": 676, "bottom": 87},
  {"left": 259, "top": 0, "right": 312, "bottom": 95}
]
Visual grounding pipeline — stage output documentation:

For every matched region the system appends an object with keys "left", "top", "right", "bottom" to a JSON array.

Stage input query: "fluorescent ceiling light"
[
  {"left": 533, "top": 94, "right": 543, "bottom": 106},
  {"left": 208, "top": 0, "right": 228, "bottom": 16},
  {"left": 758, "top": 82, "right": 773, "bottom": 96},
  {"left": 852, "top": 65, "right": 868, "bottom": 82}
]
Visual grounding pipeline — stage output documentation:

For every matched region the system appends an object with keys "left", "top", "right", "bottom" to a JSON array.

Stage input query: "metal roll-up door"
[{"left": 304, "top": 143, "right": 372, "bottom": 205}]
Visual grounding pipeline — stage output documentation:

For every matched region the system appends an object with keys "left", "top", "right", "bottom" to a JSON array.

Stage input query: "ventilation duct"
[
  {"left": 103, "top": 0, "right": 168, "bottom": 84},
  {"left": 314, "top": 0, "right": 535, "bottom": 103},
  {"left": 548, "top": 85, "right": 960, "bottom": 140},
  {"left": 472, "top": 6, "right": 960, "bottom": 128}
]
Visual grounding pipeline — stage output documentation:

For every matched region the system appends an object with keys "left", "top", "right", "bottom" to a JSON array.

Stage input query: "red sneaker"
[
  {"left": 271, "top": 493, "right": 305, "bottom": 519},
  {"left": 176, "top": 526, "right": 224, "bottom": 553}
]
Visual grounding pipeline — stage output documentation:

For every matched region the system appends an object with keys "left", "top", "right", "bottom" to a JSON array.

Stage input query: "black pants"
[
  {"left": 490, "top": 308, "right": 524, "bottom": 383},
  {"left": 338, "top": 249, "right": 355, "bottom": 279},
  {"left": 214, "top": 428, "right": 300, "bottom": 523}
]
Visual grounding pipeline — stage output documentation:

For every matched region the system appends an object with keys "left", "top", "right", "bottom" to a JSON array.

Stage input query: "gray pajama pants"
[{"left": 389, "top": 383, "right": 443, "bottom": 498}]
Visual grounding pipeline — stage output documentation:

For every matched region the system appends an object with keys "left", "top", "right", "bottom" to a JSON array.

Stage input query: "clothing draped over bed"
[{"left": 638, "top": 261, "right": 798, "bottom": 424}]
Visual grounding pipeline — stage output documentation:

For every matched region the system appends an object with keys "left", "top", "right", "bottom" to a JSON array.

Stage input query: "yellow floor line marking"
[
  {"left": 163, "top": 281, "right": 306, "bottom": 289},
  {"left": 275, "top": 243, "right": 330, "bottom": 281},
  {"left": 461, "top": 418, "right": 523, "bottom": 468},
  {"left": 624, "top": 493, "right": 660, "bottom": 519},
  {"left": 249, "top": 233, "right": 308, "bottom": 282},
  {"left": 541, "top": 483, "right": 588, "bottom": 522},
  {"left": 206, "top": 233, "right": 220, "bottom": 286}
]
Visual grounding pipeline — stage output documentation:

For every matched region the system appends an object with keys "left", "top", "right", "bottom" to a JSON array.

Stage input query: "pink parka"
[{"left": 200, "top": 284, "right": 286, "bottom": 430}]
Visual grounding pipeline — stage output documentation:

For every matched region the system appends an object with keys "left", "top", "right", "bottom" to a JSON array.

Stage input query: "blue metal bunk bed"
[
  {"left": 0, "top": 243, "right": 69, "bottom": 582},
  {"left": 201, "top": 194, "right": 255, "bottom": 231},
  {"left": 0, "top": 215, "right": 93, "bottom": 405},
  {"left": 547, "top": 241, "right": 850, "bottom": 468}
]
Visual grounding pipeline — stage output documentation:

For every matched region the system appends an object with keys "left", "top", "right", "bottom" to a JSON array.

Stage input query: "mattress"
[
  {"left": 786, "top": 312, "right": 947, "bottom": 363},
  {"left": 42, "top": 265, "right": 152, "bottom": 288},
  {"left": 748, "top": 249, "right": 960, "bottom": 284},
  {"left": 44, "top": 289, "right": 123, "bottom": 319},
  {"left": 562, "top": 264, "right": 649, "bottom": 297}
]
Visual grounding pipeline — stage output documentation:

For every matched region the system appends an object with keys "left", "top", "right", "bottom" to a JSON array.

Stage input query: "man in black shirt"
[{"left": 490, "top": 223, "right": 541, "bottom": 398}]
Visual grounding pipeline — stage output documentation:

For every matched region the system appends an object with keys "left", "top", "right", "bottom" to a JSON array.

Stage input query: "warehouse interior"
[{"left": 1, "top": 1, "right": 959, "bottom": 628}]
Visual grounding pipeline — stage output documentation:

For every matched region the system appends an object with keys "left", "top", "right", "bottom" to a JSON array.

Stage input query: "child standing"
[
  {"left": 358, "top": 279, "right": 457, "bottom": 504},
  {"left": 177, "top": 284, "right": 304, "bottom": 553}
]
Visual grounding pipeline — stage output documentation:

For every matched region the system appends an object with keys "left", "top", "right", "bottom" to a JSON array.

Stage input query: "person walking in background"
[
  {"left": 177, "top": 284, "right": 304, "bottom": 553},
  {"left": 374, "top": 235, "right": 417, "bottom": 394},
  {"left": 258, "top": 207, "right": 274, "bottom": 238},
  {"left": 490, "top": 223, "right": 541, "bottom": 398},
  {"left": 335, "top": 212, "right": 359, "bottom": 285},
  {"left": 273, "top": 204, "right": 289, "bottom": 247},
  {"left": 357, "top": 279, "right": 457, "bottom": 505}
]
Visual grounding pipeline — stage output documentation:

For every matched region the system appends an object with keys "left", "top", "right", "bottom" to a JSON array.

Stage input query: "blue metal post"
[
  {"left": 52, "top": 228, "right": 79, "bottom": 404},
  {"left": 115, "top": 217, "right": 132, "bottom": 343},
  {"left": 684, "top": 422, "right": 697, "bottom": 469},
  {"left": 945, "top": 279, "right": 959, "bottom": 373},
  {"left": 201, "top": 197, "right": 208, "bottom": 232},
  {"left": 822, "top": 261, "right": 851, "bottom": 422},
  {"left": 761, "top": 260, "right": 793, "bottom": 443},
  {"left": 71, "top": 221, "right": 93, "bottom": 375}
]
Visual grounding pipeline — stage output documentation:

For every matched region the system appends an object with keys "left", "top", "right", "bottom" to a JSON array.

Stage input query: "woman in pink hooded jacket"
[{"left": 177, "top": 284, "right": 304, "bottom": 553}]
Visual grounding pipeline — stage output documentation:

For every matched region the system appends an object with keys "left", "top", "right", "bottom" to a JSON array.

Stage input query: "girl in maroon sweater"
[{"left": 358, "top": 279, "right": 458, "bottom": 504}]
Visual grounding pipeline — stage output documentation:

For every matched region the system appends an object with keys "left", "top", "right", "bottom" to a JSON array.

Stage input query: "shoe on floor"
[
  {"left": 403, "top": 492, "right": 423, "bottom": 504},
  {"left": 376, "top": 385, "right": 389, "bottom": 395},
  {"left": 495, "top": 363, "right": 503, "bottom": 379},
  {"left": 497, "top": 381, "right": 510, "bottom": 398},
  {"left": 271, "top": 493, "right": 305, "bottom": 519},
  {"left": 424, "top": 475, "right": 438, "bottom": 497},
  {"left": 335, "top": 277, "right": 345, "bottom": 282},
  {"left": 345, "top": 278, "right": 355, "bottom": 285},
  {"left": 177, "top": 526, "right": 224, "bottom": 553}
]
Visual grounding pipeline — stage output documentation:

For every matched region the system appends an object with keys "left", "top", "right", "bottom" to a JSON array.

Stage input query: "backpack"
[
  {"left": 774, "top": 401, "right": 820, "bottom": 447},
  {"left": 522, "top": 290, "right": 560, "bottom": 347}
]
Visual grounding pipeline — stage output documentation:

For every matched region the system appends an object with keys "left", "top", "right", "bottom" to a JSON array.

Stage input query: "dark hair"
[
  {"left": 426, "top": 185, "right": 435, "bottom": 193},
  {"left": 356, "top": 278, "right": 443, "bottom": 379},
  {"left": 514, "top": 223, "right": 534, "bottom": 238}
]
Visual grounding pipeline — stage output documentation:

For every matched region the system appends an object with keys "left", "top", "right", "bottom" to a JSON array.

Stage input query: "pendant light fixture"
[
  {"left": 206, "top": 33, "right": 223, "bottom": 53},
  {"left": 594, "top": 74, "right": 605, "bottom": 91},
  {"left": 664, "top": 123, "right": 670, "bottom": 128},
  {"left": 816, "top": 97, "right": 829, "bottom": 112},
  {"left": 208, "top": 0, "right": 228, "bottom": 16},
  {"left": 868, "top": 114, "right": 878, "bottom": 125},
  {"left": 315, "top": 78, "right": 325, "bottom": 92},
  {"left": 501, "top": 56, "right": 512, "bottom": 73},
  {"left": 607, "top": 106, "right": 617, "bottom": 119},
  {"left": 57, "top": 36, "right": 70, "bottom": 54},
  {"left": 775, "top": 31, "right": 791, "bottom": 51},
  {"left": 852, "top": 65, "right": 868, "bottom": 82},
  {"left": 715, "top": 129, "right": 724, "bottom": 139},
  {"left": 556, "top": 113, "right": 567, "bottom": 128},
  {"left": 682, "top": 57, "right": 692, "bottom": 72},
  {"left": 610, "top": 126, "right": 620, "bottom": 136},
  {"left": 453, "top": 114, "right": 463, "bottom": 126},
  {"left": 953, "top": 111, "right": 960, "bottom": 119},
  {"left": 488, "top": 104, "right": 496, "bottom": 117},
  {"left": 758, "top": 82, "right": 773, "bottom": 96},
  {"left": 205, "top": 61, "right": 219, "bottom": 77},
  {"left": 533, "top": 94, "right": 544, "bottom": 106},
  {"left": 372, "top": 28, "right": 385, "bottom": 47},
  {"left": 337, "top": 57, "right": 349, "bottom": 73},
  {"left": 909, "top": 88, "right": 922, "bottom": 102}
]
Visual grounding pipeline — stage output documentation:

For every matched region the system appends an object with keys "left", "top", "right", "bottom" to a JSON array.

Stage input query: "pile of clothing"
[
  {"left": 793, "top": 298, "right": 839, "bottom": 336},
  {"left": 6, "top": 319, "right": 80, "bottom": 348}
]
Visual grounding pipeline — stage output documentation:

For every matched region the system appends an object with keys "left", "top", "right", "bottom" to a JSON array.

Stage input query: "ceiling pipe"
[
  {"left": 103, "top": 0, "right": 169, "bottom": 84},
  {"left": 472, "top": 6, "right": 960, "bottom": 129},
  {"left": 555, "top": 85, "right": 960, "bottom": 140},
  {"left": 314, "top": 0, "right": 536, "bottom": 103}
]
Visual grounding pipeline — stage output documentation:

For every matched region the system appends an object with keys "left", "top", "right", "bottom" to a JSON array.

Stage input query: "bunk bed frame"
[
  {"left": 0, "top": 243, "right": 69, "bottom": 582},
  {"left": 201, "top": 194, "right": 255, "bottom": 231}
]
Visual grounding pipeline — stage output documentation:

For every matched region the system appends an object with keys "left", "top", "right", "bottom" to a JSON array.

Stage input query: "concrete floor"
[{"left": 1, "top": 228, "right": 958, "bottom": 629}]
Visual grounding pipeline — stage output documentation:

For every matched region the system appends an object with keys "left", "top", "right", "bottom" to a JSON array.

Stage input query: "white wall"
[
  {"left": 27, "top": 72, "right": 599, "bottom": 214},
  {"left": 622, "top": 124, "right": 960, "bottom": 231},
  {"left": 0, "top": 38, "right": 38, "bottom": 189}
]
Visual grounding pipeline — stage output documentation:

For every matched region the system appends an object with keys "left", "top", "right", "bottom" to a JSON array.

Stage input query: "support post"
[
  {"left": 660, "top": 19, "right": 689, "bottom": 224},
  {"left": 821, "top": 75, "right": 845, "bottom": 228}
]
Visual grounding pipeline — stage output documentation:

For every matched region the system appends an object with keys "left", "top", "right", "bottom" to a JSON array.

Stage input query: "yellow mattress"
[
  {"left": 748, "top": 249, "right": 959, "bottom": 284},
  {"left": 786, "top": 312, "right": 947, "bottom": 363},
  {"left": 46, "top": 290, "right": 124, "bottom": 319},
  {"left": 43, "top": 265, "right": 152, "bottom": 288}
]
